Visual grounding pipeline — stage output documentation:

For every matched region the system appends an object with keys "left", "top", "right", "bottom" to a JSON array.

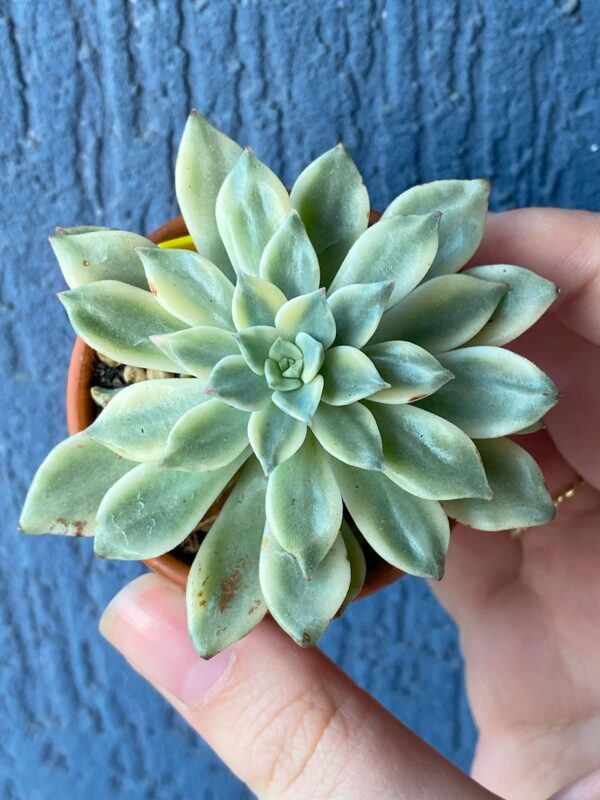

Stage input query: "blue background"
[{"left": 2, "top": 1, "right": 599, "bottom": 798}]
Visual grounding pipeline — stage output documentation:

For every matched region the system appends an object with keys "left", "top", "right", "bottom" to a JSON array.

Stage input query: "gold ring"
[{"left": 511, "top": 476, "right": 586, "bottom": 538}]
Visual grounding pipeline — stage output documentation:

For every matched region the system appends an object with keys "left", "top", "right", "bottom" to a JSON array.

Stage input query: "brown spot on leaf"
[
  {"left": 218, "top": 560, "right": 245, "bottom": 613},
  {"left": 301, "top": 631, "right": 311, "bottom": 646},
  {"left": 52, "top": 517, "right": 87, "bottom": 536},
  {"left": 82, "top": 259, "right": 90, "bottom": 267},
  {"left": 148, "top": 282, "right": 158, "bottom": 296},
  {"left": 247, "top": 598, "right": 262, "bottom": 615}
]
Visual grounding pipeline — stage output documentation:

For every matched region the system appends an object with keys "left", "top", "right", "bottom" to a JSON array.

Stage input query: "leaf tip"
[
  {"left": 93, "top": 539, "right": 112, "bottom": 559},
  {"left": 297, "top": 629, "right": 315, "bottom": 648},
  {"left": 57, "top": 289, "right": 74, "bottom": 308},
  {"left": 157, "top": 453, "right": 174, "bottom": 470}
]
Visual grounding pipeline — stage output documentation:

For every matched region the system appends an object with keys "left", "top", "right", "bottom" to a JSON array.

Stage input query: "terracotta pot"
[{"left": 66, "top": 213, "right": 402, "bottom": 598}]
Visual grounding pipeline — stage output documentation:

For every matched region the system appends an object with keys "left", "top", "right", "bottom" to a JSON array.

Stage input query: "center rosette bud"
[{"left": 265, "top": 338, "right": 305, "bottom": 391}]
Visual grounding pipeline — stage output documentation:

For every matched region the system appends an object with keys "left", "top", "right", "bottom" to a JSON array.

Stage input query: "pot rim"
[{"left": 65, "top": 213, "right": 403, "bottom": 598}]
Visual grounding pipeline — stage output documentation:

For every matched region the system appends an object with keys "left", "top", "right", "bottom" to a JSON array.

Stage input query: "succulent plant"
[{"left": 20, "top": 111, "right": 559, "bottom": 657}]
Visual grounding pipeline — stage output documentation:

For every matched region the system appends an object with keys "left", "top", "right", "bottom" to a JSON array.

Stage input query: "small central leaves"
[
  {"left": 280, "top": 357, "right": 302, "bottom": 378},
  {"left": 269, "top": 338, "right": 303, "bottom": 363},
  {"left": 265, "top": 337, "right": 305, "bottom": 391}
]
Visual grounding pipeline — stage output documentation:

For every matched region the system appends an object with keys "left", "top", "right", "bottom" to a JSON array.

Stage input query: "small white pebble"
[
  {"left": 123, "top": 365, "right": 147, "bottom": 383},
  {"left": 97, "top": 352, "right": 120, "bottom": 367},
  {"left": 146, "top": 369, "right": 174, "bottom": 380}
]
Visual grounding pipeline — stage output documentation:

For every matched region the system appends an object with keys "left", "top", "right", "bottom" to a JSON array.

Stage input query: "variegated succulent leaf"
[{"left": 21, "top": 111, "right": 559, "bottom": 656}]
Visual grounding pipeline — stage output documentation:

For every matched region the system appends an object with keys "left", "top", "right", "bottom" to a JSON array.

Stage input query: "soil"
[
  {"left": 175, "top": 530, "right": 203, "bottom": 563},
  {"left": 93, "top": 360, "right": 127, "bottom": 389}
]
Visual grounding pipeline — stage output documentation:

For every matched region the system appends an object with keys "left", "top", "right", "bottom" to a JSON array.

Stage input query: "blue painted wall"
[{"left": 1, "top": 1, "right": 599, "bottom": 798}]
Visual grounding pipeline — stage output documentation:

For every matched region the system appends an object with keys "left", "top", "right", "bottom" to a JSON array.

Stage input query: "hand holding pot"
[{"left": 99, "top": 208, "right": 600, "bottom": 800}]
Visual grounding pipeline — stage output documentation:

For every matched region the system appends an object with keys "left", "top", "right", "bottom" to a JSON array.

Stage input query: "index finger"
[{"left": 470, "top": 208, "right": 600, "bottom": 346}]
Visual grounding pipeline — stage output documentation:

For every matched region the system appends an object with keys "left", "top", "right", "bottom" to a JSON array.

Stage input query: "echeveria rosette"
[{"left": 20, "top": 111, "right": 560, "bottom": 657}]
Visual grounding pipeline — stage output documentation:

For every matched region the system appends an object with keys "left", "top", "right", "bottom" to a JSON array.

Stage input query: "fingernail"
[{"left": 99, "top": 573, "right": 235, "bottom": 709}]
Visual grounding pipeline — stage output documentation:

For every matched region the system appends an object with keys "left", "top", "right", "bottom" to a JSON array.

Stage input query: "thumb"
[{"left": 99, "top": 573, "right": 499, "bottom": 800}]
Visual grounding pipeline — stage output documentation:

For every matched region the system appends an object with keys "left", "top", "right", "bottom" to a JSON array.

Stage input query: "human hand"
[
  {"left": 432, "top": 208, "right": 600, "bottom": 799},
  {"left": 99, "top": 209, "right": 600, "bottom": 800}
]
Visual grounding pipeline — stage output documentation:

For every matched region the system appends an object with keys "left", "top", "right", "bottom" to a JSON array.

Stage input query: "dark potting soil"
[
  {"left": 175, "top": 530, "right": 203, "bottom": 563},
  {"left": 93, "top": 359, "right": 127, "bottom": 389}
]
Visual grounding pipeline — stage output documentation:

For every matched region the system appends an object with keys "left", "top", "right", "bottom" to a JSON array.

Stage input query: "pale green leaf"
[
  {"left": 336, "top": 521, "right": 367, "bottom": 616},
  {"left": 383, "top": 179, "right": 490, "bottom": 278},
  {"left": 150, "top": 327, "right": 239, "bottom": 380},
  {"left": 216, "top": 149, "right": 291, "bottom": 276},
  {"left": 248, "top": 403, "right": 307, "bottom": 475},
  {"left": 94, "top": 450, "right": 248, "bottom": 559},
  {"left": 464, "top": 264, "right": 559, "bottom": 346},
  {"left": 186, "top": 458, "right": 267, "bottom": 658},
  {"left": 272, "top": 376, "right": 324, "bottom": 424},
  {"left": 295, "top": 332, "right": 324, "bottom": 383},
  {"left": 175, "top": 110, "right": 242, "bottom": 281},
  {"left": 86, "top": 379, "right": 207, "bottom": 461},
  {"left": 295, "top": 331, "right": 325, "bottom": 383},
  {"left": 91, "top": 385, "right": 122, "bottom": 408},
  {"left": 321, "top": 346, "right": 388, "bottom": 405},
  {"left": 368, "top": 402, "right": 492, "bottom": 500},
  {"left": 59, "top": 280, "right": 187, "bottom": 371},
  {"left": 418, "top": 347, "right": 559, "bottom": 438},
  {"left": 232, "top": 272, "right": 286, "bottom": 330},
  {"left": 50, "top": 227, "right": 154, "bottom": 290},
  {"left": 364, "top": 341, "right": 454, "bottom": 404},
  {"left": 265, "top": 433, "right": 343, "bottom": 574},
  {"left": 328, "top": 281, "right": 394, "bottom": 348},
  {"left": 443, "top": 438, "right": 555, "bottom": 531},
  {"left": 259, "top": 210, "right": 320, "bottom": 298},
  {"left": 206, "top": 355, "right": 271, "bottom": 411},
  {"left": 331, "top": 459, "right": 450, "bottom": 579},
  {"left": 311, "top": 402, "right": 383, "bottom": 470},
  {"left": 237, "top": 326, "right": 279, "bottom": 375},
  {"left": 19, "top": 434, "right": 135, "bottom": 536},
  {"left": 328, "top": 213, "right": 440, "bottom": 307},
  {"left": 371, "top": 274, "right": 506, "bottom": 352},
  {"left": 260, "top": 524, "right": 350, "bottom": 646},
  {"left": 275, "top": 289, "right": 336, "bottom": 348},
  {"left": 290, "top": 144, "right": 369, "bottom": 287},
  {"left": 138, "top": 247, "right": 235, "bottom": 329},
  {"left": 161, "top": 399, "right": 250, "bottom": 471}
]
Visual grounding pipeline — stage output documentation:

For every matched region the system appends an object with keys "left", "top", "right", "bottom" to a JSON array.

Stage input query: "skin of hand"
[{"left": 99, "top": 209, "right": 600, "bottom": 800}]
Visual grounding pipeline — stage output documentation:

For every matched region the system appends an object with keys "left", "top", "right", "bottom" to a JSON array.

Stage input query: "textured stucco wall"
[{"left": 1, "top": 1, "right": 599, "bottom": 798}]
